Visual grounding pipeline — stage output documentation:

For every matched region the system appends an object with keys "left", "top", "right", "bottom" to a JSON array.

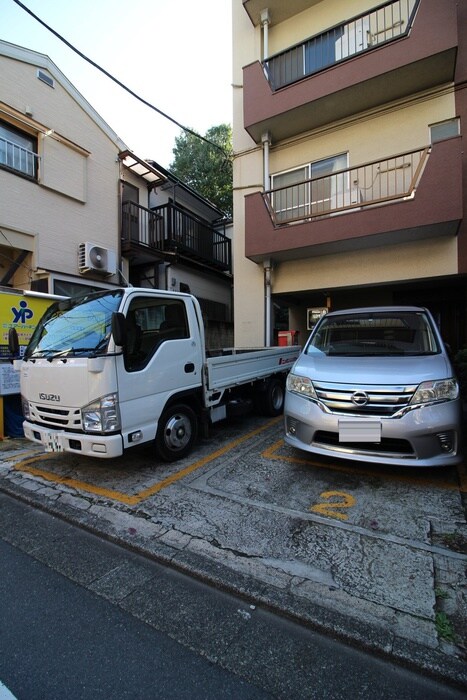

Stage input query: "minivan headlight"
[
  {"left": 82, "top": 393, "right": 121, "bottom": 433},
  {"left": 286, "top": 373, "right": 317, "bottom": 399},
  {"left": 411, "top": 378, "right": 459, "bottom": 405}
]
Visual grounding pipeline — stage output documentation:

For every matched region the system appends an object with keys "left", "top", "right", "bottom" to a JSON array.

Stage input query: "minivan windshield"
[
  {"left": 306, "top": 310, "right": 440, "bottom": 357},
  {"left": 25, "top": 289, "right": 123, "bottom": 360}
]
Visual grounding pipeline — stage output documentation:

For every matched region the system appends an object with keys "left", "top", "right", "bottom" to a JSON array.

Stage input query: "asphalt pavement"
[
  {"left": 0, "top": 415, "right": 466, "bottom": 692},
  {"left": 1, "top": 491, "right": 465, "bottom": 700}
]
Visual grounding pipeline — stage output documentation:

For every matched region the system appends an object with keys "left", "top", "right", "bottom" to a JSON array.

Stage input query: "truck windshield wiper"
[{"left": 28, "top": 347, "right": 104, "bottom": 361}]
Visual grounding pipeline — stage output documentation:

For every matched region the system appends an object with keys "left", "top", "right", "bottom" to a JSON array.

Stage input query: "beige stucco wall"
[
  {"left": 269, "top": 91, "right": 456, "bottom": 178},
  {"left": 0, "top": 49, "right": 123, "bottom": 287},
  {"left": 274, "top": 236, "right": 458, "bottom": 293}
]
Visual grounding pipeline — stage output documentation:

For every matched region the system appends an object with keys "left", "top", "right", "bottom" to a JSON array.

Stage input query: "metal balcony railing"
[
  {"left": 0, "top": 137, "right": 39, "bottom": 178},
  {"left": 264, "top": 147, "right": 430, "bottom": 225},
  {"left": 264, "top": 0, "right": 418, "bottom": 90},
  {"left": 121, "top": 201, "right": 231, "bottom": 272}
]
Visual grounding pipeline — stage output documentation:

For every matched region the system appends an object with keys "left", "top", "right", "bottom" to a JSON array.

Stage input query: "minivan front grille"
[
  {"left": 314, "top": 381, "right": 417, "bottom": 417},
  {"left": 313, "top": 430, "right": 414, "bottom": 455}
]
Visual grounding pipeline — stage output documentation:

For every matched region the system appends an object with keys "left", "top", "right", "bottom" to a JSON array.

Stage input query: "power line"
[{"left": 12, "top": 0, "right": 228, "bottom": 157}]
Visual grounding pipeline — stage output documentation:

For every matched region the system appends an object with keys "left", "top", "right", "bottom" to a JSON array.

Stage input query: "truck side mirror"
[
  {"left": 111, "top": 312, "right": 126, "bottom": 347},
  {"left": 8, "top": 327, "right": 20, "bottom": 358}
]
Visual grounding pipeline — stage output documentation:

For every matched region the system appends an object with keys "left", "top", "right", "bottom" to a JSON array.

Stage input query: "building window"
[
  {"left": 0, "top": 121, "right": 38, "bottom": 178},
  {"left": 430, "top": 118, "right": 460, "bottom": 144},
  {"left": 271, "top": 153, "right": 348, "bottom": 222}
]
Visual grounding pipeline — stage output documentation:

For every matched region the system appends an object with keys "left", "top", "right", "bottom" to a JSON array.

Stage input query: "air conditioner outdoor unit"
[{"left": 78, "top": 242, "right": 117, "bottom": 275}]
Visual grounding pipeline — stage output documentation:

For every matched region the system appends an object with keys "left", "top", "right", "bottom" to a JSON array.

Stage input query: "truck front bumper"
[
  {"left": 23, "top": 421, "right": 124, "bottom": 459},
  {"left": 283, "top": 394, "right": 463, "bottom": 468}
]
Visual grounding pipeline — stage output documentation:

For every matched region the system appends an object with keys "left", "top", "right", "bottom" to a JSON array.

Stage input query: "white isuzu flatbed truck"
[{"left": 11, "top": 287, "right": 299, "bottom": 461}]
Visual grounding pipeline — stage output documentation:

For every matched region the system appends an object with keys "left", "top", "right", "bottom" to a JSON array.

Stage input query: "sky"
[{"left": 1, "top": 0, "right": 233, "bottom": 167}]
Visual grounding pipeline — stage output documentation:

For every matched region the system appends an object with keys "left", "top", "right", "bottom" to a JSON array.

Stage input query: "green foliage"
[
  {"left": 169, "top": 124, "right": 233, "bottom": 217},
  {"left": 435, "top": 612, "right": 455, "bottom": 642}
]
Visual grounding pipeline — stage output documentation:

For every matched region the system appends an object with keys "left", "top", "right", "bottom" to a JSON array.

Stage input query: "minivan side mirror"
[
  {"left": 8, "top": 327, "right": 20, "bottom": 358},
  {"left": 111, "top": 312, "right": 126, "bottom": 347}
]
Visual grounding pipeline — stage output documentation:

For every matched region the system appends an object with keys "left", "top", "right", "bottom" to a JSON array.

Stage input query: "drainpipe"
[
  {"left": 262, "top": 130, "right": 271, "bottom": 193},
  {"left": 261, "top": 9, "right": 270, "bottom": 61},
  {"left": 264, "top": 258, "right": 272, "bottom": 347},
  {"left": 261, "top": 12, "right": 272, "bottom": 347},
  {"left": 262, "top": 130, "right": 272, "bottom": 346}
]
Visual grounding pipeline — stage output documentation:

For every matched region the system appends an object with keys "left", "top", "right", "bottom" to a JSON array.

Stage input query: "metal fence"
[
  {"left": 264, "top": 147, "right": 430, "bottom": 225},
  {"left": 265, "top": 0, "right": 418, "bottom": 90}
]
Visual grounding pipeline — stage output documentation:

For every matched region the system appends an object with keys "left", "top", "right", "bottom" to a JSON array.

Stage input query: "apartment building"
[
  {"left": 233, "top": 0, "right": 466, "bottom": 352},
  {"left": 0, "top": 40, "right": 232, "bottom": 344}
]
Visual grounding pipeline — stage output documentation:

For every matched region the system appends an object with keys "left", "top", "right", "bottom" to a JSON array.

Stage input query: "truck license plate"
[
  {"left": 42, "top": 432, "right": 64, "bottom": 452},
  {"left": 338, "top": 419, "right": 381, "bottom": 443}
]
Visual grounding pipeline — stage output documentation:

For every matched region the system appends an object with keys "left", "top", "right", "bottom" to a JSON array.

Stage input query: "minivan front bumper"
[{"left": 284, "top": 394, "right": 463, "bottom": 467}]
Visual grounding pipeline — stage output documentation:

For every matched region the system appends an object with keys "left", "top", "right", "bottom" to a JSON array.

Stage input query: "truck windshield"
[
  {"left": 25, "top": 289, "right": 123, "bottom": 360},
  {"left": 307, "top": 310, "right": 440, "bottom": 357}
]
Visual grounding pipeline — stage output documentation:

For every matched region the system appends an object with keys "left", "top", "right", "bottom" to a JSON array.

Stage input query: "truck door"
[{"left": 117, "top": 296, "right": 201, "bottom": 438}]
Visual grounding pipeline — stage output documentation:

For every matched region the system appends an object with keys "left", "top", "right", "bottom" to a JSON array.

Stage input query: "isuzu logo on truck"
[{"left": 39, "top": 393, "right": 60, "bottom": 402}]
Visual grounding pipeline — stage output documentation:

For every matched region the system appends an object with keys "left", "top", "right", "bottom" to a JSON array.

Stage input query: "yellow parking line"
[
  {"left": 263, "top": 439, "right": 466, "bottom": 492},
  {"left": 13, "top": 417, "right": 282, "bottom": 505}
]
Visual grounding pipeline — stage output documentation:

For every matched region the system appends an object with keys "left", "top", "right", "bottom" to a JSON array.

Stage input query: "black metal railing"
[
  {"left": 121, "top": 201, "right": 231, "bottom": 272},
  {"left": 264, "top": 0, "right": 418, "bottom": 90},
  {"left": 264, "top": 147, "right": 430, "bottom": 225}
]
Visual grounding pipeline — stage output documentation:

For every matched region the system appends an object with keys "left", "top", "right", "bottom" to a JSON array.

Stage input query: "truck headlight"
[
  {"left": 411, "top": 378, "right": 459, "bottom": 405},
  {"left": 286, "top": 373, "right": 317, "bottom": 399},
  {"left": 82, "top": 393, "right": 121, "bottom": 433}
]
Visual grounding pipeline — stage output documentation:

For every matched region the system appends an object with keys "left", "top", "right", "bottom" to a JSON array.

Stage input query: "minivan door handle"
[{"left": 184, "top": 363, "right": 195, "bottom": 373}]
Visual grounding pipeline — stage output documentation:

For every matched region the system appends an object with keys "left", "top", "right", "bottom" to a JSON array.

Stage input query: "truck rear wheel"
[
  {"left": 260, "top": 377, "right": 285, "bottom": 416},
  {"left": 155, "top": 403, "right": 198, "bottom": 462}
]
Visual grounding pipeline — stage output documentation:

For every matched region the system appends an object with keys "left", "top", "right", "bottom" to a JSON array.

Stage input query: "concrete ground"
[{"left": 0, "top": 415, "right": 466, "bottom": 690}]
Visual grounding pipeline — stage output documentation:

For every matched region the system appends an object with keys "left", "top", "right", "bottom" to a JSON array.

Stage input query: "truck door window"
[{"left": 124, "top": 298, "right": 189, "bottom": 371}]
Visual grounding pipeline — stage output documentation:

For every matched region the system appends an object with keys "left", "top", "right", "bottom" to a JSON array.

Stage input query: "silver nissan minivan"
[{"left": 284, "top": 306, "right": 462, "bottom": 467}]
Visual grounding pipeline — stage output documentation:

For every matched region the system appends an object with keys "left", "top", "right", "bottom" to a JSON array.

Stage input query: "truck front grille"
[
  {"left": 314, "top": 381, "right": 417, "bottom": 417},
  {"left": 30, "top": 403, "right": 82, "bottom": 430}
]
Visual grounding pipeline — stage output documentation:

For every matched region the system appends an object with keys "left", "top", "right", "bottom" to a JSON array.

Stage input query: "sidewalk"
[{"left": 0, "top": 427, "right": 466, "bottom": 690}]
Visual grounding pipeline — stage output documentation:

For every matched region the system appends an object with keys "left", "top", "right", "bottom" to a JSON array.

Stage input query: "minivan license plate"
[{"left": 338, "top": 419, "right": 381, "bottom": 442}]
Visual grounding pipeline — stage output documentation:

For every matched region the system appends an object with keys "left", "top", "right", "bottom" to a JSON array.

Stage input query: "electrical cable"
[{"left": 12, "top": 0, "right": 229, "bottom": 158}]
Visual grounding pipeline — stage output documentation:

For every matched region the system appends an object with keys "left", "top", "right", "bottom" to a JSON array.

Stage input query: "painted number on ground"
[{"left": 309, "top": 490, "right": 356, "bottom": 521}]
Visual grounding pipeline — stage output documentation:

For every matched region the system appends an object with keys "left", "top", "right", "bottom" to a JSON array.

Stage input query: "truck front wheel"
[{"left": 155, "top": 403, "right": 198, "bottom": 462}]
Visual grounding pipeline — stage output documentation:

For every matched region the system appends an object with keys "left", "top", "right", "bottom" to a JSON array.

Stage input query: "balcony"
[
  {"left": 245, "top": 137, "right": 462, "bottom": 262},
  {"left": 121, "top": 201, "right": 231, "bottom": 273},
  {"left": 243, "top": 0, "right": 458, "bottom": 142},
  {"left": 0, "top": 136, "right": 39, "bottom": 179}
]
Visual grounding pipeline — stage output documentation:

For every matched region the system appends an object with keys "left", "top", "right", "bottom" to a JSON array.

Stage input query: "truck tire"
[
  {"left": 155, "top": 403, "right": 198, "bottom": 462},
  {"left": 260, "top": 377, "right": 285, "bottom": 416}
]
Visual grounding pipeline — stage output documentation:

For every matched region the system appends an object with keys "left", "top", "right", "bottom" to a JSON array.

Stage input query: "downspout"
[
  {"left": 261, "top": 10, "right": 272, "bottom": 347},
  {"left": 261, "top": 9, "right": 270, "bottom": 61},
  {"left": 264, "top": 258, "right": 272, "bottom": 347},
  {"left": 262, "top": 129, "right": 272, "bottom": 346}
]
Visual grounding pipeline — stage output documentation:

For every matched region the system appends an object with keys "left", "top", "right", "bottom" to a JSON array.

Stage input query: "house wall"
[{"left": 0, "top": 47, "right": 122, "bottom": 290}]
